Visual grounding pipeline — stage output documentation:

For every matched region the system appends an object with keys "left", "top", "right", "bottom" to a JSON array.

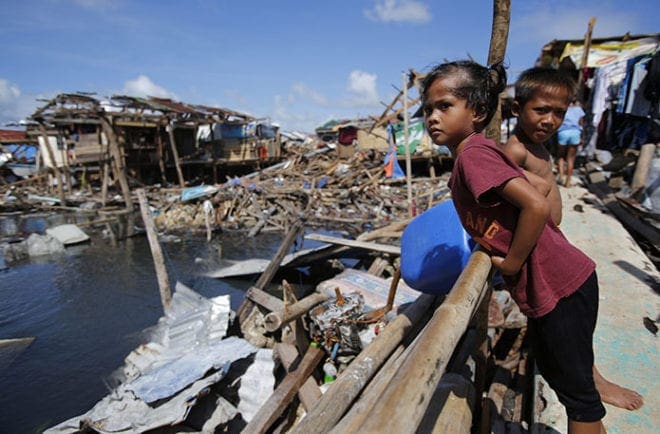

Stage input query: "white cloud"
[
  {"left": 272, "top": 94, "right": 323, "bottom": 133},
  {"left": 346, "top": 70, "right": 380, "bottom": 107},
  {"left": 0, "top": 79, "right": 39, "bottom": 125},
  {"left": 365, "top": 0, "right": 431, "bottom": 24},
  {"left": 291, "top": 83, "right": 328, "bottom": 106},
  {"left": 0, "top": 79, "right": 21, "bottom": 105},
  {"left": 122, "top": 75, "right": 176, "bottom": 99}
]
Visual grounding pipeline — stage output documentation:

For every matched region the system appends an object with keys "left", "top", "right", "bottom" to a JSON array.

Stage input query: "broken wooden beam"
[
  {"left": 304, "top": 233, "right": 401, "bottom": 255},
  {"left": 275, "top": 343, "right": 323, "bottom": 411},
  {"left": 137, "top": 188, "right": 172, "bottom": 310},
  {"left": 242, "top": 343, "right": 325, "bottom": 434},
  {"left": 263, "top": 292, "right": 330, "bottom": 332}
]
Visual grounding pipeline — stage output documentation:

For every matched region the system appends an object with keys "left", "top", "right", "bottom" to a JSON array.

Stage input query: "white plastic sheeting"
[{"left": 46, "top": 224, "right": 90, "bottom": 245}]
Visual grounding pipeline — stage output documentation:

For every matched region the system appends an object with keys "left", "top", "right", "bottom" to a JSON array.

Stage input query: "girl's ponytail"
[{"left": 488, "top": 62, "right": 507, "bottom": 96}]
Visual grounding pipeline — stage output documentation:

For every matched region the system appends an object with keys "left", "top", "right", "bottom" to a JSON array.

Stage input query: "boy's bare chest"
[{"left": 525, "top": 145, "right": 553, "bottom": 178}]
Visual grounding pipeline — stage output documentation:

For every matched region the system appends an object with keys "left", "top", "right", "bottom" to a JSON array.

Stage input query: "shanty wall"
[
  {"left": 38, "top": 135, "right": 66, "bottom": 168},
  {"left": 357, "top": 127, "right": 389, "bottom": 151},
  {"left": 75, "top": 131, "right": 106, "bottom": 164}
]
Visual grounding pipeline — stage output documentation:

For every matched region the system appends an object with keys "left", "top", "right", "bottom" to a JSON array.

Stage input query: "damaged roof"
[
  {"left": 536, "top": 32, "right": 660, "bottom": 67},
  {"left": 0, "top": 129, "right": 35, "bottom": 144},
  {"left": 29, "top": 93, "right": 256, "bottom": 126}
]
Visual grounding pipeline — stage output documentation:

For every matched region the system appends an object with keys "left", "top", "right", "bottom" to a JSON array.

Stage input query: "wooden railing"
[{"left": 288, "top": 248, "right": 493, "bottom": 434}]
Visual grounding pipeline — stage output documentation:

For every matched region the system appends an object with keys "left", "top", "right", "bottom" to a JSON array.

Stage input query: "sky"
[{"left": 0, "top": 0, "right": 658, "bottom": 133}]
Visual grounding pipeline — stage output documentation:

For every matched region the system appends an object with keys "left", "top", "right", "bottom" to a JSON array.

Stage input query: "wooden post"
[
  {"left": 96, "top": 125, "right": 109, "bottom": 206},
  {"left": 137, "top": 188, "right": 172, "bottom": 311},
  {"left": 37, "top": 123, "right": 65, "bottom": 204},
  {"left": 483, "top": 0, "right": 511, "bottom": 143},
  {"left": 631, "top": 143, "right": 657, "bottom": 197},
  {"left": 166, "top": 120, "right": 186, "bottom": 188},
  {"left": 348, "top": 250, "right": 492, "bottom": 433},
  {"left": 60, "top": 136, "right": 72, "bottom": 193},
  {"left": 474, "top": 282, "right": 493, "bottom": 430},
  {"left": 242, "top": 344, "right": 325, "bottom": 434},
  {"left": 290, "top": 293, "right": 436, "bottom": 434},
  {"left": 577, "top": 17, "right": 597, "bottom": 103},
  {"left": 100, "top": 117, "right": 133, "bottom": 209},
  {"left": 209, "top": 121, "right": 219, "bottom": 184},
  {"left": 403, "top": 72, "right": 414, "bottom": 217},
  {"left": 157, "top": 127, "right": 168, "bottom": 186}
]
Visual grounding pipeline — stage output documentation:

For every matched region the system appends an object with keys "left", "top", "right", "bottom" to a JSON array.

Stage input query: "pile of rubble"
[{"left": 153, "top": 147, "right": 451, "bottom": 237}]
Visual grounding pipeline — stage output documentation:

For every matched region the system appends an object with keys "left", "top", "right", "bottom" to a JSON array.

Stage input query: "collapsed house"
[
  {"left": 23, "top": 93, "right": 284, "bottom": 194},
  {"left": 0, "top": 129, "right": 39, "bottom": 182},
  {"left": 314, "top": 69, "right": 452, "bottom": 176}
]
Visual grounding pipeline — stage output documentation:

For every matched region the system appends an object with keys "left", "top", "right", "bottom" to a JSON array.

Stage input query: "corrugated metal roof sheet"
[
  {"left": 44, "top": 282, "right": 267, "bottom": 434},
  {"left": 0, "top": 129, "right": 31, "bottom": 143}
]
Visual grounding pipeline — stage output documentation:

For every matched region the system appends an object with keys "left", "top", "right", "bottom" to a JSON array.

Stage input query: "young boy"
[
  {"left": 503, "top": 67, "right": 643, "bottom": 411},
  {"left": 422, "top": 59, "right": 607, "bottom": 433},
  {"left": 503, "top": 67, "right": 570, "bottom": 225}
]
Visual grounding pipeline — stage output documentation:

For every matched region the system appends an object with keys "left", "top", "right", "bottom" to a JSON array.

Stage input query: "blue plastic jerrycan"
[{"left": 400, "top": 200, "right": 475, "bottom": 295}]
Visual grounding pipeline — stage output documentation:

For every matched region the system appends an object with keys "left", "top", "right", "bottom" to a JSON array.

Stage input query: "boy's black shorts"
[{"left": 528, "top": 271, "right": 606, "bottom": 422}]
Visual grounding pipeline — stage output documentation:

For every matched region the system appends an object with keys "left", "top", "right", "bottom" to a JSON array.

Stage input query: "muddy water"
[{"left": 0, "top": 212, "right": 285, "bottom": 434}]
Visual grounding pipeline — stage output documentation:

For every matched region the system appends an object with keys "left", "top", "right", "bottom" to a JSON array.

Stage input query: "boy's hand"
[{"left": 491, "top": 255, "right": 520, "bottom": 276}]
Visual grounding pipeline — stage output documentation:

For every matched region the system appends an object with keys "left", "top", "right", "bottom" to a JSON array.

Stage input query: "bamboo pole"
[
  {"left": 403, "top": 72, "right": 414, "bottom": 217},
  {"left": 348, "top": 249, "right": 492, "bottom": 433},
  {"left": 577, "top": 17, "right": 597, "bottom": 103},
  {"left": 330, "top": 345, "right": 408, "bottom": 434},
  {"left": 483, "top": 0, "right": 511, "bottom": 143},
  {"left": 136, "top": 188, "right": 172, "bottom": 311},
  {"left": 290, "top": 293, "right": 436, "bottom": 434},
  {"left": 423, "top": 373, "right": 476, "bottom": 433}
]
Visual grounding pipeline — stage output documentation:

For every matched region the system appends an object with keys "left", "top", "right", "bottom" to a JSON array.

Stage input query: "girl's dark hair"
[{"left": 421, "top": 60, "right": 507, "bottom": 128}]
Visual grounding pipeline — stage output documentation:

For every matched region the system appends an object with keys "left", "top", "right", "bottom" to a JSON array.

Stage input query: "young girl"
[{"left": 421, "top": 60, "right": 607, "bottom": 434}]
